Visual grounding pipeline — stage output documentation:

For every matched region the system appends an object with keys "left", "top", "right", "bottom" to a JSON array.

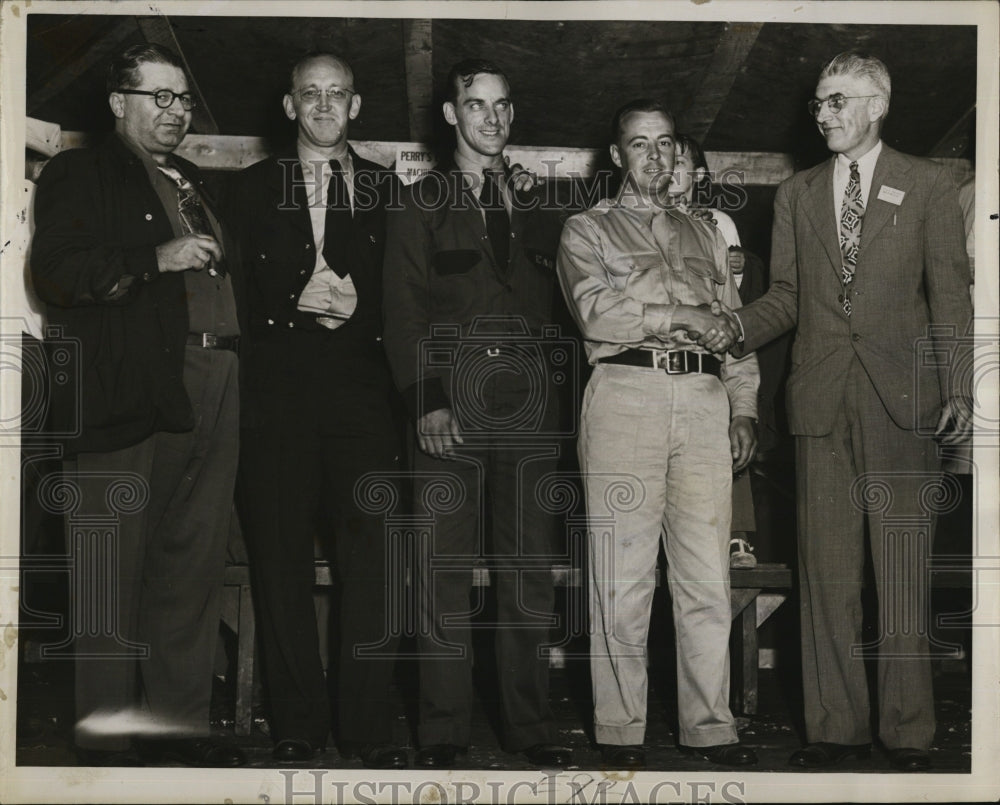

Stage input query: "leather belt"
[
  {"left": 598, "top": 348, "right": 721, "bottom": 377},
  {"left": 186, "top": 333, "right": 240, "bottom": 352}
]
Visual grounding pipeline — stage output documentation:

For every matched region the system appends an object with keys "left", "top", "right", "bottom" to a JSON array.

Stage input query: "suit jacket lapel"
[
  {"left": 859, "top": 146, "right": 913, "bottom": 254},
  {"left": 801, "top": 158, "right": 844, "bottom": 282},
  {"left": 268, "top": 153, "right": 315, "bottom": 240}
]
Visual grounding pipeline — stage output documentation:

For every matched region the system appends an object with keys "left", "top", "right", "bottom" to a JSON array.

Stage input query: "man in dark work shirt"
[{"left": 31, "top": 43, "right": 245, "bottom": 768}]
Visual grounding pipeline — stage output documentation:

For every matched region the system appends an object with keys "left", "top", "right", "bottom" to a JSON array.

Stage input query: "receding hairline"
[
  {"left": 615, "top": 108, "right": 675, "bottom": 144},
  {"left": 289, "top": 53, "right": 355, "bottom": 92}
]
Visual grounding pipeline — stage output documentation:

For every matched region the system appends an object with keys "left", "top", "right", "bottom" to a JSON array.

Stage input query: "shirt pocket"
[
  {"left": 433, "top": 248, "right": 480, "bottom": 276},
  {"left": 603, "top": 251, "right": 661, "bottom": 291}
]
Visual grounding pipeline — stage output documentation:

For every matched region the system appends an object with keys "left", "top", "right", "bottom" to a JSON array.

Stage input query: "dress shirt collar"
[
  {"left": 297, "top": 141, "right": 353, "bottom": 178},
  {"left": 834, "top": 139, "right": 882, "bottom": 207},
  {"left": 452, "top": 149, "right": 505, "bottom": 195}
]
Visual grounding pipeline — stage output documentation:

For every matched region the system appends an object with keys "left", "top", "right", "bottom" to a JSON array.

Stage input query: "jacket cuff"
[
  {"left": 123, "top": 244, "right": 161, "bottom": 286},
  {"left": 401, "top": 376, "right": 451, "bottom": 421}
]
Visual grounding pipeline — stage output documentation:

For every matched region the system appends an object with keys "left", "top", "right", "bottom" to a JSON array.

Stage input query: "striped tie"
[{"left": 838, "top": 160, "right": 863, "bottom": 316}]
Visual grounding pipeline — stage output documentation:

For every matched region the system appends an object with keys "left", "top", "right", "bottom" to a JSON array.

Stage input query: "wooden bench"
[{"left": 220, "top": 560, "right": 793, "bottom": 736}]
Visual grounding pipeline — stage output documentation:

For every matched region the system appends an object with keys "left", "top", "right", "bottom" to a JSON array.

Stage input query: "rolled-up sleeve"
[{"left": 556, "top": 215, "right": 676, "bottom": 343}]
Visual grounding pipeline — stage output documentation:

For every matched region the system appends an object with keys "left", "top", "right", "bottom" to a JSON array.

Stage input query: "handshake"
[{"left": 683, "top": 299, "right": 741, "bottom": 354}]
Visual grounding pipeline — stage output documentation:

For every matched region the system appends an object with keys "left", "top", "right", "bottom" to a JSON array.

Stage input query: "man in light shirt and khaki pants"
[{"left": 557, "top": 98, "right": 759, "bottom": 770}]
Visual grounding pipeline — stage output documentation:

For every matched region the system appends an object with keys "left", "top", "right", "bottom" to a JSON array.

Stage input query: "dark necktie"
[
  {"left": 322, "top": 159, "right": 353, "bottom": 279},
  {"left": 481, "top": 169, "right": 510, "bottom": 272},
  {"left": 157, "top": 164, "right": 226, "bottom": 277},
  {"left": 838, "top": 160, "right": 864, "bottom": 316}
]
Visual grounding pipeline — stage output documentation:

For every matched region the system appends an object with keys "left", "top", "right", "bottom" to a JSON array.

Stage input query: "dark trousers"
[
  {"left": 413, "top": 423, "right": 563, "bottom": 751},
  {"left": 238, "top": 331, "right": 403, "bottom": 747},
  {"left": 66, "top": 346, "right": 238, "bottom": 750},
  {"left": 796, "top": 358, "right": 940, "bottom": 750}
]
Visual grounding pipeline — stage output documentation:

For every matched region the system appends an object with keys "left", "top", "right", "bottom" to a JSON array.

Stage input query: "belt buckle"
[
  {"left": 201, "top": 333, "right": 216, "bottom": 349},
  {"left": 658, "top": 350, "right": 687, "bottom": 374}
]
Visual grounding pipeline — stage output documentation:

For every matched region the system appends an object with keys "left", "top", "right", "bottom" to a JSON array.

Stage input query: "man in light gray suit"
[{"left": 717, "top": 51, "right": 973, "bottom": 772}]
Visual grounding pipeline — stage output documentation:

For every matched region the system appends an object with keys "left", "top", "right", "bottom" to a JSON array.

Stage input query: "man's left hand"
[
  {"left": 730, "top": 415, "right": 757, "bottom": 473},
  {"left": 505, "top": 155, "right": 541, "bottom": 192},
  {"left": 935, "top": 396, "right": 974, "bottom": 445}
]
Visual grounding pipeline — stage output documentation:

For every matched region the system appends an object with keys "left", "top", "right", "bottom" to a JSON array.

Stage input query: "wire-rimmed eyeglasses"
[
  {"left": 807, "top": 94, "right": 879, "bottom": 118},
  {"left": 116, "top": 89, "right": 197, "bottom": 111},
  {"left": 294, "top": 88, "right": 355, "bottom": 104}
]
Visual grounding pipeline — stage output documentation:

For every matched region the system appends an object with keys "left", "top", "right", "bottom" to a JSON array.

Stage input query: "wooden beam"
[
  {"left": 135, "top": 15, "right": 219, "bottom": 135},
  {"left": 681, "top": 22, "right": 764, "bottom": 141},
  {"left": 402, "top": 20, "right": 434, "bottom": 143},
  {"left": 929, "top": 104, "right": 975, "bottom": 158},
  {"left": 26, "top": 17, "right": 138, "bottom": 115}
]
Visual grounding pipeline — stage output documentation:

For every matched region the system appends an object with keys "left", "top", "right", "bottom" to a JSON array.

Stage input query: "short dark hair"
[
  {"left": 674, "top": 133, "right": 708, "bottom": 173},
  {"left": 445, "top": 59, "right": 509, "bottom": 104},
  {"left": 107, "top": 44, "right": 185, "bottom": 96},
  {"left": 288, "top": 52, "right": 355, "bottom": 94},
  {"left": 610, "top": 99, "right": 675, "bottom": 145}
]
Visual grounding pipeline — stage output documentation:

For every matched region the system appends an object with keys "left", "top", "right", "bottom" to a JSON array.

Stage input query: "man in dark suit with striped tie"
[
  {"left": 720, "top": 52, "right": 973, "bottom": 771},
  {"left": 230, "top": 52, "right": 406, "bottom": 768}
]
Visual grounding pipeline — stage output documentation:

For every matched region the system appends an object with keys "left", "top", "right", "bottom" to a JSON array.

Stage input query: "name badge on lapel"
[{"left": 877, "top": 185, "right": 905, "bottom": 206}]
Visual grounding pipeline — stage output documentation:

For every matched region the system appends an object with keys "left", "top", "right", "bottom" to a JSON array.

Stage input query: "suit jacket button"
[
  {"left": 289, "top": 294, "right": 295, "bottom": 299},
  {"left": 267, "top": 318, "right": 274, "bottom": 325},
  {"left": 852, "top": 333, "right": 861, "bottom": 342},
  {"left": 145, "top": 213, "right": 153, "bottom": 221},
  {"left": 305, "top": 243, "right": 311, "bottom": 250},
  {"left": 838, "top": 294, "right": 844, "bottom": 303}
]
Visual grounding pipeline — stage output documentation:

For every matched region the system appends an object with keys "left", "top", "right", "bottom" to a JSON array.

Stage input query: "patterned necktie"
[
  {"left": 481, "top": 169, "right": 510, "bottom": 272},
  {"left": 838, "top": 160, "right": 864, "bottom": 316},
  {"left": 322, "top": 159, "right": 353, "bottom": 279},
  {"left": 157, "top": 164, "right": 225, "bottom": 277}
]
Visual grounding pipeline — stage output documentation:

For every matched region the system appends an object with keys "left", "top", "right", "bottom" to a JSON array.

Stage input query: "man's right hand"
[
  {"left": 416, "top": 407, "right": 464, "bottom": 459},
  {"left": 680, "top": 302, "right": 740, "bottom": 353},
  {"left": 155, "top": 234, "right": 223, "bottom": 273}
]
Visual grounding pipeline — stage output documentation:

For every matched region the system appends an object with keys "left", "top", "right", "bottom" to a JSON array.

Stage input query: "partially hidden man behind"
[
  {"left": 556, "top": 99, "right": 760, "bottom": 770},
  {"left": 30, "top": 44, "right": 245, "bottom": 768},
  {"left": 229, "top": 53, "right": 406, "bottom": 769},
  {"left": 721, "top": 52, "right": 973, "bottom": 772},
  {"left": 382, "top": 59, "right": 573, "bottom": 769}
]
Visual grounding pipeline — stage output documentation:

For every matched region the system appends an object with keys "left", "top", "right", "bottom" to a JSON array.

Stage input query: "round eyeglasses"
[
  {"left": 116, "top": 89, "right": 197, "bottom": 111},
  {"left": 807, "top": 94, "right": 879, "bottom": 118}
]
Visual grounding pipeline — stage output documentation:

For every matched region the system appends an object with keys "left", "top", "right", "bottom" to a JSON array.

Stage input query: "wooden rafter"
[
  {"left": 681, "top": 22, "right": 764, "bottom": 141},
  {"left": 26, "top": 16, "right": 138, "bottom": 115},
  {"left": 402, "top": 19, "right": 434, "bottom": 143},
  {"left": 136, "top": 15, "right": 219, "bottom": 135}
]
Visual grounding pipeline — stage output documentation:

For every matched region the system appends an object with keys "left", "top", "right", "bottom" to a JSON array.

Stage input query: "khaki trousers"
[{"left": 579, "top": 363, "right": 737, "bottom": 747}]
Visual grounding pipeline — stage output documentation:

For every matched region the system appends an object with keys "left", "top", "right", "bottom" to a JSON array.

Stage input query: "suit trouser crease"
[
  {"left": 797, "top": 356, "right": 938, "bottom": 749},
  {"left": 414, "top": 408, "right": 561, "bottom": 751},
  {"left": 70, "top": 347, "right": 238, "bottom": 749},
  {"left": 238, "top": 334, "right": 402, "bottom": 747},
  {"left": 580, "top": 365, "right": 737, "bottom": 748}
]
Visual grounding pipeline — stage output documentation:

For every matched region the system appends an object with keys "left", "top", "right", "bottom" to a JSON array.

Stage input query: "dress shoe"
[
  {"left": 789, "top": 742, "right": 871, "bottom": 768},
  {"left": 350, "top": 743, "right": 408, "bottom": 769},
  {"left": 679, "top": 742, "right": 758, "bottom": 766},
  {"left": 523, "top": 743, "right": 573, "bottom": 767},
  {"left": 273, "top": 738, "right": 324, "bottom": 764},
  {"left": 137, "top": 738, "right": 247, "bottom": 767},
  {"left": 888, "top": 748, "right": 931, "bottom": 771},
  {"left": 415, "top": 743, "right": 467, "bottom": 768},
  {"left": 75, "top": 746, "right": 144, "bottom": 767},
  {"left": 599, "top": 744, "right": 646, "bottom": 769}
]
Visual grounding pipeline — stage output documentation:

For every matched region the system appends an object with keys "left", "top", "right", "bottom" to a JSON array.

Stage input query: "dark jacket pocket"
[{"left": 433, "top": 249, "right": 480, "bottom": 275}]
